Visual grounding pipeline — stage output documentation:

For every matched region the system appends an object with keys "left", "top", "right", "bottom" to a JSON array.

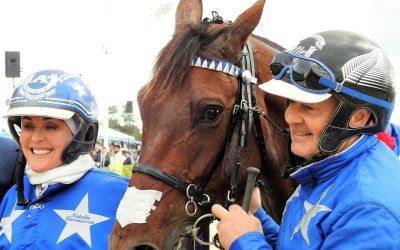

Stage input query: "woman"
[
  {"left": 0, "top": 69, "right": 129, "bottom": 249},
  {"left": 212, "top": 30, "right": 400, "bottom": 249}
]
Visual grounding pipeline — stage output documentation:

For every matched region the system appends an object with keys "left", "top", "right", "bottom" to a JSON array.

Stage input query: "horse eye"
[{"left": 201, "top": 106, "right": 223, "bottom": 123}]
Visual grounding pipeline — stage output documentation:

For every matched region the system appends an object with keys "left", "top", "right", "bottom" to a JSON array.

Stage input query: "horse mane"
[
  {"left": 140, "top": 25, "right": 285, "bottom": 105},
  {"left": 251, "top": 34, "right": 286, "bottom": 51},
  {"left": 140, "top": 22, "right": 225, "bottom": 105}
]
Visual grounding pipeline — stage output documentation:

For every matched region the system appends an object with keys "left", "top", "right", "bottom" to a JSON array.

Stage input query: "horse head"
[{"left": 110, "top": 0, "right": 294, "bottom": 249}]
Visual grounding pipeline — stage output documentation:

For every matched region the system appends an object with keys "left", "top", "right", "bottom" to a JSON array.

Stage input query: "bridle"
[
  {"left": 133, "top": 12, "right": 289, "bottom": 249},
  {"left": 134, "top": 39, "right": 287, "bottom": 215}
]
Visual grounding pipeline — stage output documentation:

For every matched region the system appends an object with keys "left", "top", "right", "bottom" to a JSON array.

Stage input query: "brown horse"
[{"left": 110, "top": 0, "right": 295, "bottom": 249}]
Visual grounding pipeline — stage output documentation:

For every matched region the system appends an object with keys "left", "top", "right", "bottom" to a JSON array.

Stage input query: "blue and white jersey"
[
  {"left": 0, "top": 168, "right": 128, "bottom": 249},
  {"left": 231, "top": 135, "right": 400, "bottom": 250}
]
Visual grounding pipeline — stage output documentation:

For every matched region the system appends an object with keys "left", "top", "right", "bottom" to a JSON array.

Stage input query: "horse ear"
[
  {"left": 230, "top": 0, "right": 266, "bottom": 49},
  {"left": 175, "top": 0, "right": 203, "bottom": 32}
]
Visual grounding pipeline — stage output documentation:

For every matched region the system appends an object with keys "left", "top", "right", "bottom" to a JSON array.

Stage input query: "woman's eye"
[
  {"left": 21, "top": 123, "right": 34, "bottom": 130},
  {"left": 45, "top": 124, "right": 58, "bottom": 130},
  {"left": 201, "top": 106, "right": 223, "bottom": 123}
]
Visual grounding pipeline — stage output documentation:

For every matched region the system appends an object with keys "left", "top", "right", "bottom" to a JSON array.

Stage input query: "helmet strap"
[
  {"left": 61, "top": 121, "right": 98, "bottom": 164},
  {"left": 318, "top": 101, "right": 380, "bottom": 153}
]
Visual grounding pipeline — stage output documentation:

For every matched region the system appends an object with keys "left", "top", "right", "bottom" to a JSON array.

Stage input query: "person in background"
[
  {"left": 95, "top": 146, "right": 111, "bottom": 168},
  {"left": 122, "top": 150, "right": 132, "bottom": 165},
  {"left": 90, "top": 148, "right": 98, "bottom": 161},
  {"left": 212, "top": 30, "right": 400, "bottom": 249},
  {"left": 109, "top": 144, "right": 124, "bottom": 175},
  {"left": 0, "top": 136, "right": 21, "bottom": 202},
  {"left": 0, "top": 69, "right": 129, "bottom": 249}
]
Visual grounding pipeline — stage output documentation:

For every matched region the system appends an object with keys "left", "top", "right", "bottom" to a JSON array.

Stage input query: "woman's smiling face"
[{"left": 20, "top": 116, "right": 73, "bottom": 172}]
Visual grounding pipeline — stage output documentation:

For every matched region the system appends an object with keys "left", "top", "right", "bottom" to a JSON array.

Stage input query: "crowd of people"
[
  {"left": 0, "top": 29, "right": 399, "bottom": 249},
  {"left": 90, "top": 143, "right": 139, "bottom": 176}
]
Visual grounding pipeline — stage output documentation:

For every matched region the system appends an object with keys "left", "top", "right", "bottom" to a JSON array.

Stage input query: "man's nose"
[{"left": 285, "top": 102, "right": 302, "bottom": 125}]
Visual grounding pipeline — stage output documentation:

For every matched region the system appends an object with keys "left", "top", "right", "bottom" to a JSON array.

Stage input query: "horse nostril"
[{"left": 133, "top": 245, "right": 155, "bottom": 250}]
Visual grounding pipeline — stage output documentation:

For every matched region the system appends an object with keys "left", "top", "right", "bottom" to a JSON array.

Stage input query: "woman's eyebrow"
[
  {"left": 21, "top": 116, "right": 58, "bottom": 121},
  {"left": 42, "top": 117, "right": 56, "bottom": 121}
]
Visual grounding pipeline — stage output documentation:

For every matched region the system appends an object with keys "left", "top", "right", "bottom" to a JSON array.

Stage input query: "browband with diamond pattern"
[{"left": 191, "top": 56, "right": 242, "bottom": 78}]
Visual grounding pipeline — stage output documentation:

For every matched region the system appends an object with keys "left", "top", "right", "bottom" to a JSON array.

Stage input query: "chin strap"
[{"left": 16, "top": 153, "right": 30, "bottom": 206}]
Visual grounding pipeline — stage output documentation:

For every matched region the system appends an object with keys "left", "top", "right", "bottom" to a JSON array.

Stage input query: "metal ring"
[
  {"left": 192, "top": 213, "right": 219, "bottom": 247},
  {"left": 202, "top": 194, "right": 210, "bottom": 203},
  {"left": 226, "top": 190, "right": 235, "bottom": 203},
  {"left": 186, "top": 184, "right": 197, "bottom": 199},
  {"left": 240, "top": 100, "right": 248, "bottom": 109},
  {"left": 233, "top": 104, "right": 240, "bottom": 114},
  {"left": 185, "top": 199, "right": 197, "bottom": 216}
]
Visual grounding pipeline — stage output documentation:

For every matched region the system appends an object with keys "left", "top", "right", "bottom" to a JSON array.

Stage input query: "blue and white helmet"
[{"left": 5, "top": 69, "right": 99, "bottom": 163}]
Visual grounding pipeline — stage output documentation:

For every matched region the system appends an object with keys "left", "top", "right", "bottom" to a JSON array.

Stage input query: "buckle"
[{"left": 334, "top": 82, "right": 343, "bottom": 92}]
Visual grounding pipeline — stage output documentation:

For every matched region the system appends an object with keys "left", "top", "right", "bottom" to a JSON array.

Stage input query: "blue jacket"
[
  {"left": 0, "top": 137, "right": 20, "bottom": 202},
  {"left": 231, "top": 135, "right": 400, "bottom": 249},
  {"left": 0, "top": 168, "right": 128, "bottom": 249}
]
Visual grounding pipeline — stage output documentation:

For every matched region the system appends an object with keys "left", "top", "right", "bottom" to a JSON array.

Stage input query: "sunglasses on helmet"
[
  {"left": 270, "top": 50, "right": 394, "bottom": 110},
  {"left": 270, "top": 50, "right": 336, "bottom": 94}
]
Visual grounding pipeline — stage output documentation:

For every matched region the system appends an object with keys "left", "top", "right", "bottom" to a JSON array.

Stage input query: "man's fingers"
[
  {"left": 228, "top": 204, "right": 242, "bottom": 212},
  {"left": 211, "top": 204, "right": 228, "bottom": 219},
  {"left": 250, "top": 187, "right": 261, "bottom": 214},
  {"left": 212, "top": 204, "right": 247, "bottom": 220}
]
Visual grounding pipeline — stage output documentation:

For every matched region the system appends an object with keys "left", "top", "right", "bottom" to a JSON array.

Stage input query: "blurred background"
[{"left": 1, "top": 0, "right": 399, "bottom": 142}]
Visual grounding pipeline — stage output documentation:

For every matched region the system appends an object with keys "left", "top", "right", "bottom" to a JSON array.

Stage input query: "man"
[
  {"left": 212, "top": 30, "right": 400, "bottom": 249},
  {"left": 122, "top": 150, "right": 132, "bottom": 165},
  {"left": 95, "top": 146, "right": 110, "bottom": 168},
  {"left": 109, "top": 144, "right": 124, "bottom": 175},
  {"left": 0, "top": 136, "right": 21, "bottom": 202}
]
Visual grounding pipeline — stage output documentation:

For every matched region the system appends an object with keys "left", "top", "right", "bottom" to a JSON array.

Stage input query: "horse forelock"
[{"left": 140, "top": 22, "right": 229, "bottom": 106}]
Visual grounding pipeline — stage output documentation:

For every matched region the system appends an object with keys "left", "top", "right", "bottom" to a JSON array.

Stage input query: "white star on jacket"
[
  {"left": 54, "top": 193, "right": 110, "bottom": 247},
  {"left": 291, "top": 185, "right": 332, "bottom": 245},
  {"left": 282, "top": 186, "right": 301, "bottom": 219},
  {"left": 0, "top": 206, "right": 25, "bottom": 243}
]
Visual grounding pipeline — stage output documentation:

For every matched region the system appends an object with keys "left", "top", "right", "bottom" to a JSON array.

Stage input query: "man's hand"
[
  {"left": 212, "top": 204, "right": 263, "bottom": 249},
  {"left": 249, "top": 187, "right": 262, "bottom": 214}
]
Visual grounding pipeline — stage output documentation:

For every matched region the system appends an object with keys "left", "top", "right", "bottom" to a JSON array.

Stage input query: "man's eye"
[{"left": 304, "top": 105, "right": 315, "bottom": 110}]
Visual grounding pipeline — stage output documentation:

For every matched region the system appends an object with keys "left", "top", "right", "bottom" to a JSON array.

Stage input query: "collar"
[
  {"left": 290, "top": 135, "right": 377, "bottom": 184},
  {"left": 26, "top": 154, "right": 94, "bottom": 188}
]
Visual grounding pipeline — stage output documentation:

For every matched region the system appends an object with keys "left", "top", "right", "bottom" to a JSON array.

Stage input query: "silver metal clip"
[{"left": 335, "top": 82, "right": 343, "bottom": 92}]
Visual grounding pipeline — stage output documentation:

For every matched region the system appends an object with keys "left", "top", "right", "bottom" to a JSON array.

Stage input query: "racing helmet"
[
  {"left": 259, "top": 30, "right": 396, "bottom": 153},
  {"left": 5, "top": 69, "right": 99, "bottom": 164}
]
